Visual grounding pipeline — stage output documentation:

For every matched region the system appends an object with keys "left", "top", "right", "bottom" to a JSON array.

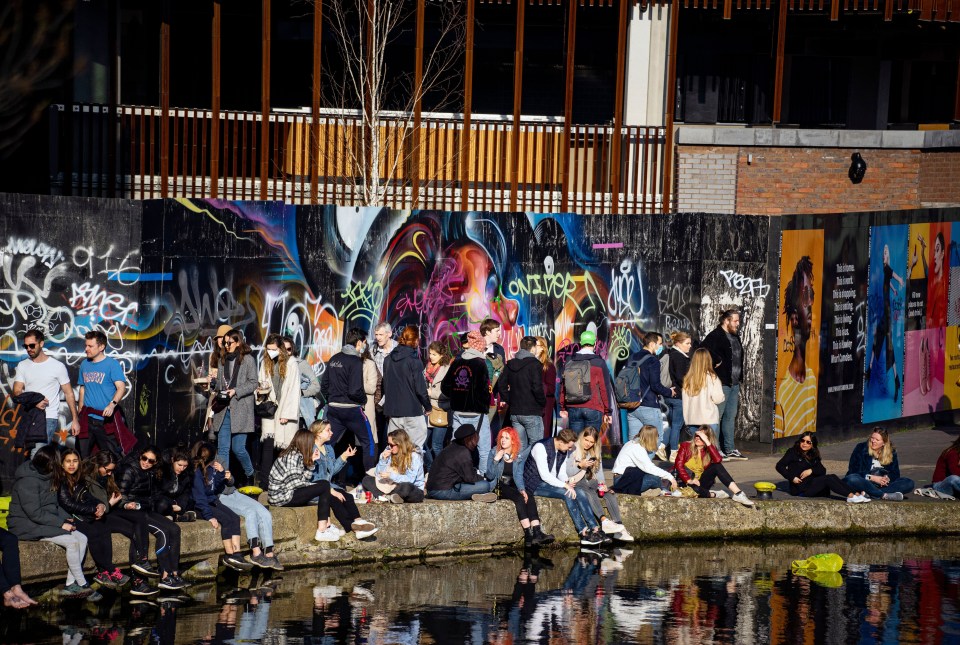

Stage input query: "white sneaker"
[
  {"left": 314, "top": 526, "right": 341, "bottom": 542},
  {"left": 731, "top": 491, "right": 755, "bottom": 507},
  {"left": 601, "top": 519, "right": 625, "bottom": 535},
  {"left": 615, "top": 530, "right": 635, "bottom": 543},
  {"left": 355, "top": 526, "right": 379, "bottom": 540},
  {"left": 655, "top": 444, "right": 668, "bottom": 461},
  {"left": 935, "top": 490, "right": 957, "bottom": 501},
  {"left": 668, "top": 450, "right": 678, "bottom": 464},
  {"left": 711, "top": 490, "right": 730, "bottom": 499},
  {"left": 855, "top": 494, "right": 872, "bottom": 503}
]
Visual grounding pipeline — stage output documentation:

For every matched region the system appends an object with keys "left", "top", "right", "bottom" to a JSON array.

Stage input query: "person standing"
[
  {"left": 701, "top": 309, "right": 748, "bottom": 460},
  {"left": 258, "top": 333, "right": 302, "bottom": 453},
  {"left": 480, "top": 318, "right": 507, "bottom": 435},
  {"left": 536, "top": 337, "right": 557, "bottom": 436},
  {"left": 282, "top": 336, "right": 321, "bottom": 428},
  {"left": 320, "top": 328, "right": 377, "bottom": 475},
  {"left": 661, "top": 332, "right": 692, "bottom": 462},
  {"left": 76, "top": 330, "right": 127, "bottom": 457},
  {"left": 13, "top": 329, "right": 80, "bottom": 450},
  {"left": 558, "top": 330, "right": 613, "bottom": 434},
  {"left": 424, "top": 340, "right": 452, "bottom": 470},
  {"left": 497, "top": 336, "right": 546, "bottom": 455},
  {"left": 441, "top": 331, "right": 493, "bottom": 471},
  {"left": 627, "top": 332, "right": 674, "bottom": 459},
  {"left": 371, "top": 322, "right": 396, "bottom": 450},
  {"left": 211, "top": 330, "right": 259, "bottom": 487},
  {"left": 383, "top": 326, "right": 431, "bottom": 453}
]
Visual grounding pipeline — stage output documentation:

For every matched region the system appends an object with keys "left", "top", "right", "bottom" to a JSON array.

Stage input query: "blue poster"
[{"left": 863, "top": 225, "right": 908, "bottom": 423}]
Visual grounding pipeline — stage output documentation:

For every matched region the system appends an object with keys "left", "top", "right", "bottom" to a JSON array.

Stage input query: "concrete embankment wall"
[{"left": 18, "top": 497, "right": 960, "bottom": 587}]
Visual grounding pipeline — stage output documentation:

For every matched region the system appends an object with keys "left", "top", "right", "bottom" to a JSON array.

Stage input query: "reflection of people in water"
[
  {"left": 775, "top": 256, "right": 817, "bottom": 437},
  {"left": 867, "top": 245, "right": 905, "bottom": 400}
]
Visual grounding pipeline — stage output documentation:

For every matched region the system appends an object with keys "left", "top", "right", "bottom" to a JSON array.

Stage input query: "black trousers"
[
  {"left": 139, "top": 511, "right": 182, "bottom": 575},
  {"left": 74, "top": 512, "right": 142, "bottom": 572},
  {"left": 361, "top": 476, "right": 424, "bottom": 503},
  {"left": 78, "top": 418, "right": 123, "bottom": 458},
  {"left": 0, "top": 527, "right": 21, "bottom": 594},
  {"left": 110, "top": 507, "right": 150, "bottom": 561},
  {"left": 690, "top": 462, "right": 736, "bottom": 498},
  {"left": 155, "top": 490, "right": 194, "bottom": 517},
  {"left": 498, "top": 482, "right": 540, "bottom": 522},
  {"left": 204, "top": 502, "right": 242, "bottom": 539},
  {"left": 796, "top": 474, "right": 852, "bottom": 499},
  {"left": 284, "top": 482, "right": 361, "bottom": 528}
]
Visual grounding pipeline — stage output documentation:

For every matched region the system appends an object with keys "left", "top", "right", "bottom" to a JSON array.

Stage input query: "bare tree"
[{"left": 320, "top": 0, "right": 465, "bottom": 207}]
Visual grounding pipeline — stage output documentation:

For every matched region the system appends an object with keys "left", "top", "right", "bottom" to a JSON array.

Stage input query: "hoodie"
[
  {"left": 320, "top": 345, "right": 366, "bottom": 407},
  {"left": 8, "top": 460, "right": 71, "bottom": 540},
  {"left": 497, "top": 349, "right": 546, "bottom": 416},
  {"left": 383, "top": 344, "right": 431, "bottom": 418},
  {"left": 441, "top": 348, "right": 490, "bottom": 414}
]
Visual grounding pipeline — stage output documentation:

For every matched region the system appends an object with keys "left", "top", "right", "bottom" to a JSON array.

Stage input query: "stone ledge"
[
  {"left": 15, "top": 497, "right": 960, "bottom": 586},
  {"left": 677, "top": 126, "right": 960, "bottom": 150}
]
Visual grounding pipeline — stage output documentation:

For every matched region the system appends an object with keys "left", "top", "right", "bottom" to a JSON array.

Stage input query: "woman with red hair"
[{"left": 485, "top": 427, "right": 554, "bottom": 548}]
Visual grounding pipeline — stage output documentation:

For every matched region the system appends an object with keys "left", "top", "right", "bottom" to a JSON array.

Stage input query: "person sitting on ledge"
[
  {"left": 673, "top": 426, "right": 755, "bottom": 506},
  {"left": 426, "top": 424, "right": 497, "bottom": 502},
  {"left": 567, "top": 427, "right": 635, "bottom": 541},
  {"left": 612, "top": 424, "right": 678, "bottom": 498},
  {"left": 362, "top": 428, "right": 426, "bottom": 504},
  {"left": 916, "top": 435, "right": 960, "bottom": 500},
  {"left": 485, "top": 426, "right": 554, "bottom": 548},
  {"left": 843, "top": 427, "right": 915, "bottom": 501},
  {"left": 775, "top": 431, "right": 869, "bottom": 503}
]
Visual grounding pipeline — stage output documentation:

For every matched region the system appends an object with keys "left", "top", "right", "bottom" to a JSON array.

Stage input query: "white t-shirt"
[{"left": 15, "top": 356, "right": 70, "bottom": 419}]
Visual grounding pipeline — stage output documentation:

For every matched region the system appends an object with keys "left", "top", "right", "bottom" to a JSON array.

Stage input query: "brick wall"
[
  {"left": 919, "top": 150, "right": 960, "bottom": 206},
  {"left": 676, "top": 146, "right": 738, "bottom": 214}
]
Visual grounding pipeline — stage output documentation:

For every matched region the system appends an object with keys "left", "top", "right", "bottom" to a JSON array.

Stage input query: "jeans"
[
  {"left": 612, "top": 468, "right": 665, "bottom": 495},
  {"left": 566, "top": 407, "right": 603, "bottom": 433},
  {"left": 453, "top": 412, "right": 491, "bottom": 474},
  {"left": 628, "top": 405, "right": 664, "bottom": 444},
  {"left": 45, "top": 418, "right": 59, "bottom": 444},
  {"left": 216, "top": 412, "right": 255, "bottom": 476},
  {"left": 935, "top": 475, "right": 960, "bottom": 496},
  {"left": 219, "top": 491, "right": 274, "bottom": 547},
  {"left": 717, "top": 384, "right": 740, "bottom": 454},
  {"left": 842, "top": 473, "right": 916, "bottom": 499},
  {"left": 533, "top": 483, "right": 598, "bottom": 533},
  {"left": 686, "top": 423, "right": 719, "bottom": 440},
  {"left": 576, "top": 478, "right": 623, "bottom": 523},
  {"left": 663, "top": 398, "right": 684, "bottom": 451},
  {"left": 511, "top": 415, "right": 544, "bottom": 453},
  {"left": 427, "top": 480, "right": 495, "bottom": 500}
]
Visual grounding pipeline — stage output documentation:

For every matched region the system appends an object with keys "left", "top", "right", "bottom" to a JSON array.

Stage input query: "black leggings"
[
  {"left": 74, "top": 513, "right": 141, "bottom": 572},
  {"left": 109, "top": 508, "right": 150, "bottom": 562},
  {"left": 155, "top": 491, "right": 195, "bottom": 517},
  {"left": 142, "top": 511, "right": 182, "bottom": 575},
  {"left": 690, "top": 462, "right": 736, "bottom": 498},
  {"left": 498, "top": 483, "right": 540, "bottom": 522},
  {"left": 796, "top": 474, "right": 852, "bottom": 499},
  {"left": 205, "top": 503, "right": 242, "bottom": 539},
  {"left": 284, "top": 481, "right": 360, "bottom": 528},
  {"left": 361, "top": 476, "right": 425, "bottom": 503},
  {"left": 0, "top": 527, "right": 21, "bottom": 595}
]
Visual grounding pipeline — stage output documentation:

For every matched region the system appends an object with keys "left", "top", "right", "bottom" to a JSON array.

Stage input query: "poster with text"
[
  {"left": 774, "top": 229, "right": 824, "bottom": 438},
  {"left": 944, "top": 326, "right": 960, "bottom": 408},
  {"left": 905, "top": 223, "right": 930, "bottom": 331},
  {"left": 863, "top": 224, "right": 907, "bottom": 423}
]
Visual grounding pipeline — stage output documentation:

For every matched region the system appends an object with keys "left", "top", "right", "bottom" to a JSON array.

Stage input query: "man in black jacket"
[
  {"left": 498, "top": 336, "right": 546, "bottom": 453},
  {"left": 383, "top": 325, "right": 431, "bottom": 452},
  {"left": 425, "top": 424, "right": 496, "bottom": 501},
  {"left": 441, "top": 331, "right": 494, "bottom": 469},
  {"left": 321, "top": 328, "right": 378, "bottom": 472},
  {"left": 701, "top": 309, "right": 747, "bottom": 460}
]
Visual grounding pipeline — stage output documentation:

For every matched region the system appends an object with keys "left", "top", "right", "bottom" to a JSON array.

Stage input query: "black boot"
[
  {"left": 531, "top": 524, "right": 555, "bottom": 546},
  {"left": 523, "top": 527, "right": 535, "bottom": 549}
]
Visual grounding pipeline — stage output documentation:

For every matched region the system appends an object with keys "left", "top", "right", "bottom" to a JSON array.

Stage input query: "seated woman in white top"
[{"left": 612, "top": 425, "right": 678, "bottom": 496}]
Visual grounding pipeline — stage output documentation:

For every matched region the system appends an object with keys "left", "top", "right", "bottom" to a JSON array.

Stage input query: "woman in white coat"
[{"left": 258, "top": 333, "right": 302, "bottom": 483}]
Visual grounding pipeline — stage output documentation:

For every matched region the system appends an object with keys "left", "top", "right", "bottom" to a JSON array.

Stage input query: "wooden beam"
[
  {"left": 460, "top": 0, "right": 476, "bottom": 211},
  {"left": 509, "top": 0, "right": 526, "bottom": 210},
  {"left": 610, "top": 0, "right": 629, "bottom": 211},
  {"left": 311, "top": 0, "right": 322, "bottom": 204},
  {"left": 772, "top": 0, "right": 788, "bottom": 124},
  {"left": 561, "top": 0, "right": 577, "bottom": 212},
  {"left": 160, "top": 0, "right": 171, "bottom": 198},
  {"left": 661, "top": 1, "right": 680, "bottom": 214},
  {"left": 108, "top": 0, "right": 118, "bottom": 197},
  {"left": 211, "top": 0, "right": 221, "bottom": 198},
  {"left": 260, "top": 0, "right": 271, "bottom": 200},
  {"left": 412, "top": 0, "right": 425, "bottom": 208}
]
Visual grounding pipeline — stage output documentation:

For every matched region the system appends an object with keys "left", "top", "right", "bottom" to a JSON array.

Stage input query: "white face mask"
[{"left": 267, "top": 349, "right": 280, "bottom": 360}]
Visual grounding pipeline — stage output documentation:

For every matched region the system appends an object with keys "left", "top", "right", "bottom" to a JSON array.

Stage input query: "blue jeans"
[
  {"left": 216, "top": 412, "right": 254, "bottom": 476},
  {"left": 533, "top": 483, "right": 598, "bottom": 534},
  {"left": 612, "top": 468, "right": 665, "bottom": 495},
  {"left": 427, "top": 425, "right": 448, "bottom": 473},
  {"left": 843, "top": 473, "right": 916, "bottom": 499},
  {"left": 717, "top": 384, "right": 740, "bottom": 454},
  {"left": 46, "top": 418, "right": 59, "bottom": 444},
  {"left": 628, "top": 405, "right": 664, "bottom": 445},
  {"left": 686, "top": 423, "right": 719, "bottom": 439},
  {"left": 935, "top": 475, "right": 960, "bottom": 496},
  {"left": 427, "top": 480, "right": 494, "bottom": 500},
  {"left": 566, "top": 407, "right": 603, "bottom": 433},
  {"left": 511, "top": 415, "right": 544, "bottom": 453},
  {"left": 663, "top": 398, "right": 684, "bottom": 451},
  {"left": 218, "top": 491, "right": 274, "bottom": 547},
  {"left": 453, "top": 412, "right": 491, "bottom": 474}
]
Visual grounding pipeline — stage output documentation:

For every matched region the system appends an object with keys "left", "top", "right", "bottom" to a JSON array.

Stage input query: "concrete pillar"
[{"left": 624, "top": 4, "right": 670, "bottom": 126}]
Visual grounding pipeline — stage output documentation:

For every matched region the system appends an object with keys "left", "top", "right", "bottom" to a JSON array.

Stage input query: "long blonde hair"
[
  {"left": 575, "top": 427, "right": 602, "bottom": 462},
  {"left": 535, "top": 336, "right": 552, "bottom": 371},
  {"left": 388, "top": 428, "right": 416, "bottom": 475},
  {"left": 683, "top": 348, "right": 716, "bottom": 397},
  {"left": 686, "top": 425, "right": 718, "bottom": 467},
  {"left": 635, "top": 424, "right": 659, "bottom": 452},
  {"left": 868, "top": 427, "right": 895, "bottom": 466}
]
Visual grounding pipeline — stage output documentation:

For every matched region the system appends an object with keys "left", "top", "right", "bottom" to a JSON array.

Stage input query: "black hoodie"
[
  {"left": 497, "top": 349, "right": 546, "bottom": 416},
  {"left": 383, "top": 344, "right": 431, "bottom": 418}
]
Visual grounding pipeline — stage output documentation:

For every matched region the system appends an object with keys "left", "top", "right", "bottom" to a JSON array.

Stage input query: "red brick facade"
[{"left": 920, "top": 151, "right": 960, "bottom": 206}]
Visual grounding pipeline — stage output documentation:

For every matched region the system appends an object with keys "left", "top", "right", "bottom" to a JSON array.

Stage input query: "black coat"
[
  {"left": 383, "top": 344, "right": 431, "bottom": 418},
  {"left": 426, "top": 442, "right": 481, "bottom": 492},
  {"left": 58, "top": 479, "right": 104, "bottom": 522},
  {"left": 320, "top": 349, "right": 366, "bottom": 406},
  {"left": 702, "top": 326, "right": 741, "bottom": 387},
  {"left": 497, "top": 351, "right": 546, "bottom": 416},
  {"left": 441, "top": 350, "right": 490, "bottom": 415},
  {"left": 117, "top": 460, "right": 161, "bottom": 509},
  {"left": 775, "top": 449, "right": 828, "bottom": 495},
  {"left": 12, "top": 391, "right": 47, "bottom": 449}
]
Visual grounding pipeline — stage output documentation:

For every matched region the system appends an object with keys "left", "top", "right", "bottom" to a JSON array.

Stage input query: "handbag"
[
  {"left": 254, "top": 399, "right": 278, "bottom": 419},
  {"left": 428, "top": 406, "right": 448, "bottom": 427}
]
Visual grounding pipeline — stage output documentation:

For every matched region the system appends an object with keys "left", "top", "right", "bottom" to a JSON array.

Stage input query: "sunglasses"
[
  {"left": 140, "top": 456, "right": 157, "bottom": 465},
  {"left": 25, "top": 343, "right": 38, "bottom": 349},
  {"left": 800, "top": 439, "right": 813, "bottom": 444},
  {"left": 223, "top": 340, "right": 236, "bottom": 347}
]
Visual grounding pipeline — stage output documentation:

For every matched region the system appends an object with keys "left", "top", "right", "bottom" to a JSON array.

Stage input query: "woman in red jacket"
[
  {"left": 674, "top": 426, "right": 754, "bottom": 506},
  {"left": 917, "top": 435, "right": 960, "bottom": 499}
]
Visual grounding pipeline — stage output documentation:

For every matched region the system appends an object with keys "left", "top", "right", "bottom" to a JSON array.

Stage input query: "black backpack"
[{"left": 563, "top": 359, "right": 593, "bottom": 405}]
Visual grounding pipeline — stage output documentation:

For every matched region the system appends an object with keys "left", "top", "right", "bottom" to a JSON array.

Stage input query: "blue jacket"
[
  {"left": 311, "top": 445, "right": 346, "bottom": 490},
  {"left": 846, "top": 441, "right": 901, "bottom": 481},
  {"left": 632, "top": 349, "right": 672, "bottom": 409},
  {"left": 192, "top": 466, "right": 227, "bottom": 521},
  {"left": 485, "top": 447, "right": 527, "bottom": 491},
  {"left": 375, "top": 450, "right": 426, "bottom": 489}
]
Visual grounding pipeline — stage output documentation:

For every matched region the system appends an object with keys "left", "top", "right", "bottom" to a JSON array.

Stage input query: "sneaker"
[
  {"left": 471, "top": 492, "right": 498, "bottom": 503},
  {"left": 594, "top": 529, "right": 613, "bottom": 546},
  {"left": 158, "top": 576, "right": 187, "bottom": 591},
  {"left": 61, "top": 583, "right": 94, "bottom": 598},
  {"left": 725, "top": 450, "right": 748, "bottom": 461},
  {"left": 670, "top": 490, "right": 683, "bottom": 497},
  {"left": 315, "top": 526, "right": 341, "bottom": 542},
  {"left": 915, "top": 487, "right": 939, "bottom": 499},
  {"left": 94, "top": 570, "right": 119, "bottom": 590},
  {"left": 223, "top": 554, "right": 255, "bottom": 571},
  {"left": 935, "top": 490, "right": 957, "bottom": 501},
  {"left": 668, "top": 450, "right": 678, "bottom": 463},
  {"left": 171, "top": 574, "right": 192, "bottom": 588},
  {"left": 264, "top": 555, "right": 284, "bottom": 571},
  {"left": 732, "top": 491, "right": 755, "bottom": 507},
  {"left": 84, "top": 587, "right": 104, "bottom": 602},
  {"left": 640, "top": 488, "right": 662, "bottom": 498},
  {"left": 244, "top": 552, "right": 273, "bottom": 569},
  {"left": 655, "top": 444, "right": 668, "bottom": 462},
  {"left": 389, "top": 493, "right": 404, "bottom": 504},
  {"left": 355, "top": 525, "right": 380, "bottom": 540},
  {"left": 177, "top": 511, "right": 197, "bottom": 522},
  {"left": 129, "top": 580, "right": 159, "bottom": 597},
  {"left": 615, "top": 529, "right": 635, "bottom": 543},
  {"left": 132, "top": 560, "right": 160, "bottom": 578},
  {"left": 882, "top": 492, "right": 904, "bottom": 501},
  {"left": 601, "top": 519, "right": 625, "bottom": 535},
  {"left": 110, "top": 568, "right": 131, "bottom": 587},
  {"left": 579, "top": 530, "right": 602, "bottom": 546},
  {"left": 711, "top": 490, "right": 730, "bottom": 499}
]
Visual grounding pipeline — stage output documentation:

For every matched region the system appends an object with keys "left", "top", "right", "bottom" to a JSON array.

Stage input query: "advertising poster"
[
  {"left": 927, "top": 223, "right": 950, "bottom": 329},
  {"left": 863, "top": 225, "right": 908, "bottom": 423},
  {"left": 905, "top": 223, "right": 930, "bottom": 331},
  {"left": 902, "top": 326, "right": 945, "bottom": 416},
  {"left": 774, "top": 229, "right": 824, "bottom": 438}
]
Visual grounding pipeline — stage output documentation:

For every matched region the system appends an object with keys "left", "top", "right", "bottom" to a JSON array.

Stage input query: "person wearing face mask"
[
  {"left": 627, "top": 332, "right": 675, "bottom": 459},
  {"left": 258, "top": 333, "right": 302, "bottom": 473}
]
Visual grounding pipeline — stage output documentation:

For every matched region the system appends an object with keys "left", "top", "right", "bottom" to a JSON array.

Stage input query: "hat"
[
  {"left": 465, "top": 331, "right": 487, "bottom": 352},
  {"left": 453, "top": 424, "right": 478, "bottom": 441},
  {"left": 216, "top": 324, "right": 233, "bottom": 338},
  {"left": 579, "top": 330, "right": 597, "bottom": 346}
]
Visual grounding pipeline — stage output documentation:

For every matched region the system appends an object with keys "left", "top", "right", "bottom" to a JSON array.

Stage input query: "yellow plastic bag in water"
[
  {"left": 793, "top": 569, "right": 844, "bottom": 588},
  {"left": 791, "top": 553, "right": 844, "bottom": 572},
  {"left": 0, "top": 496, "right": 9, "bottom": 530}
]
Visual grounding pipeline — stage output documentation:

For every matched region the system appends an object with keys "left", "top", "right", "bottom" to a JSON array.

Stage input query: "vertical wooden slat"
[
  {"left": 211, "top": 0, "right": 221, "bottom": 198},
  {"left": 107, "top": 0, "right": 118, "bottom": 197},
  {"left": 172, "top": 110, "right": 180, "bottom": 195},
  {"left": 772, "top": 0, "right": 788, "bottom": 124},
  {"left": 311, "top": 0, "right": 322, "bottom": 204},
  {"left": 561, "top": 0, "right": 577, "bottom": 211},
  {"left": 661, "top": 2, "right": 679, "bottom": 212},
  {"left": 261, "top": 0, "right": 271, "bottom": 200},
  {"left": 610, "top": 0, "right": 629, "bottom": 212},
  {"left": 160, "top": 0, "right": 171, "bottom": 198},
  {"left": 509, "top": 0, "right": 526, "bottom": 210},
  {"left": 411, "top": 0, "right": 425, "bottom": 208},
  {"left": 138, "top": 109, "right": 146, "bottom": 198},
  {"left": 631, "top": 126, "right": 641, "bottom": 213},
  {"left": 200, "top": 110, "right": 208, "bottom": 196},
  {"left": 460, "top": 0, "right": 476, "bottom": 210}
]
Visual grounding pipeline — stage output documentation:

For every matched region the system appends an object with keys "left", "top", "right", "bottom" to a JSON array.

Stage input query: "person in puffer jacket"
[
  {"left": 191, "top": 444, "right": 253, "bottom": 572},
  {"left": 157, "top": 449, "right": 196, "bottom": 521}
]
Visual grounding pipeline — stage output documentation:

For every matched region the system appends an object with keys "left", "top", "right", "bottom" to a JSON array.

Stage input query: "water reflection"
[{"left": 3, "top": 538, "right": 960, "bottom": 644}]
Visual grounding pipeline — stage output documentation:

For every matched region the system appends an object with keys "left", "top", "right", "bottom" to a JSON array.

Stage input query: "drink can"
[{"left": 365, "top": 491, "right": 372, "bottom": 504}]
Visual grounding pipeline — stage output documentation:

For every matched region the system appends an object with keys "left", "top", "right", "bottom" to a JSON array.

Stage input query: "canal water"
[{"left": 3, "top": 537, "right": 959, "bottom": 644}]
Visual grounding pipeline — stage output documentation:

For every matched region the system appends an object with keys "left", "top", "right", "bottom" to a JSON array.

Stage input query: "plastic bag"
[
  {"left": 793, "top": 569, "right": 844, "bottom": 588},
  {"left": 791, "top": 553, "right": 844, "bottom": 573}
]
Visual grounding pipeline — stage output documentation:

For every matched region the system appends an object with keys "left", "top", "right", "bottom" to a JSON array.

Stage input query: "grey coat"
[
  {"left": 212, "top": 354, "right": 259, "bottom": 435},
  {"left": 8, "top": 460, "right": 70, "bottom": 540}
]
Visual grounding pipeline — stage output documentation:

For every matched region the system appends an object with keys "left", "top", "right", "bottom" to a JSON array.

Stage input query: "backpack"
[
  {"left": 659, "top": 352, "right": 672, "bottom": 389},
  {"left": 614, "top": 355, "right": 652, "bottom": 410},
  {"left": 563, "top": 359, "right": 593, "bottom": 405}
]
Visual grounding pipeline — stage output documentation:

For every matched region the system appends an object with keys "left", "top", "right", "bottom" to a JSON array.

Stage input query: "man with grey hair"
[{"left": 371, "top": 323, "right": 395, "bottom": 376}]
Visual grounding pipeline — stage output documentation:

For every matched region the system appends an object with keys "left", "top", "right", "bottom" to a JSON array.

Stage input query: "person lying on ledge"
[
  {"left": 426, "top": 424, "right": 497, "bottom": 502},
  {"left": 843, "top": 427, "right": 914, "bottom": 501},
  {"left": 775, "top": 431, "right": 870, "bottom": 503}
]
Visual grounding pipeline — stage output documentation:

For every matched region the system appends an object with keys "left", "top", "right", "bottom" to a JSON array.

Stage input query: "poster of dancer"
[
  {"left": 927, "top": 223, "right": 950, "bottom": 329},
  {"left": 863, "top": 225, "right": 908, "bottom": 423},
  {"left": 774, "top": 229, "right": 823, "bottom": 438},
  {"left": 905, "top": 222, "right": 930, "bottom": 331}
]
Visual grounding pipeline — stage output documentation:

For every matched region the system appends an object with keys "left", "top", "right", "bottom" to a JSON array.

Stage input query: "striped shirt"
[{"left": 774, "top": 368, "right": 817, "bottom": 438}]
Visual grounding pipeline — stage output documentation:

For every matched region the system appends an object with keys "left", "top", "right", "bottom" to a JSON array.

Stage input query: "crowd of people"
[{"left": 0, "top": 313, "right": 953, "bottom": 606}]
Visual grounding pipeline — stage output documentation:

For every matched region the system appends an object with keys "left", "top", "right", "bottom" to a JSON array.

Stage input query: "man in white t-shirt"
[{"left": 13, "top": 329, "right": 81, "bottom": 446}]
